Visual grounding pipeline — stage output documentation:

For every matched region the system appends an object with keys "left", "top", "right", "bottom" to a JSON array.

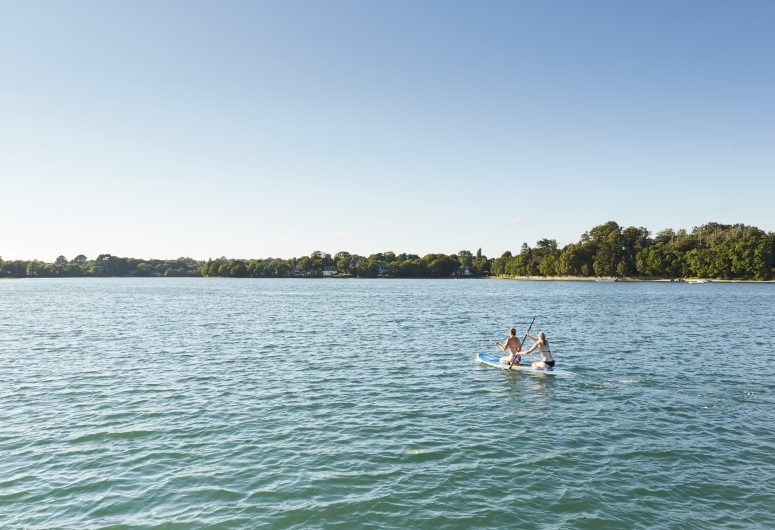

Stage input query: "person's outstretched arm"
[{"left": 522, "top": 343, "right": 538, "bottom": 355}]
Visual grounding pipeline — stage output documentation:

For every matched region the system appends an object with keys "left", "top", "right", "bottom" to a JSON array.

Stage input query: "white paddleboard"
[{"left": 476, "top": 353, "right": 567, "bottom": 375}]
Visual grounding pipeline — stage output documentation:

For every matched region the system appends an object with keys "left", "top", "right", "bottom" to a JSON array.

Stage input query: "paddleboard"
[{"left": 476, "top": 353, "right": 567, "bottom": 375}]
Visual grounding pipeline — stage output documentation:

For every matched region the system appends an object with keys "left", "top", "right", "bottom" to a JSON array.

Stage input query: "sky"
[{"left": 1, "top": 0, "right": 774, "bottom": 261}]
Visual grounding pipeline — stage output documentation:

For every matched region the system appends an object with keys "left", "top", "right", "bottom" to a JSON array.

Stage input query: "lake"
[{"left": 1, "top": 278, "right": 773, "bottom": 528}]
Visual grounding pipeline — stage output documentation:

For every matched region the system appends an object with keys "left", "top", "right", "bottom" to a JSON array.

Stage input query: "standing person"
[
  {"left": 523, "top": 331, "right": 555, "bottom": 370},
  {"left": 496, "top": 328, "right": 523, "bottom": 365}
]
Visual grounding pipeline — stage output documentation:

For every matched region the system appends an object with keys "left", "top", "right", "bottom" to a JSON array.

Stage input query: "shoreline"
[
  {"left": 490, "top": 275, "right": 775, "bottom": 283},
  {"left": 3, "top": 275, "right": 774, "bottom": 283}
]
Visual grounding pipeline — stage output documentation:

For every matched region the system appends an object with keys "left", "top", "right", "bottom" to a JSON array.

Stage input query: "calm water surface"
[{"left": 1, "top": 278, "right": 774, "bottom": 528}]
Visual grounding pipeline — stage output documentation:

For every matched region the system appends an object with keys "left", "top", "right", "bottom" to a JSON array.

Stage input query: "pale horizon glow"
[{"left": 2, "top": 1, "right": 774, "bottom": 261}]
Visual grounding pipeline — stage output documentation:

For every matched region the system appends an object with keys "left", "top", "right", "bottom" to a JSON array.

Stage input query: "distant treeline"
[
  {"left": 2, "top": 222, "right": 774, "bottom": 280},
  {"left": 0, "top": 255, "right": 202, "bottom": 278}
]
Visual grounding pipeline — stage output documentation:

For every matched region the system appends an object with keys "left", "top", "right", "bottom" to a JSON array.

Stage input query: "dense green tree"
[
  {"left": 491, "top": 251, "right": 512, "bottom": 276},
  {"left": 636, "top": 244, "right": 682, "bottom": 277},
  {"left": 88, "top": 254, "right": 129, "bottom": 276},
  {"left": 557, "top": 244, "right": 586, "bottom": 276},
  {"left": 355, "top": 256, "right": 372, "bottom": 277},
  {"left": 620, "top": 227, "right": 651, "bottom": 276},
  {"left": 457, "top": 250, "right": 473, "bottom": 269},
  {"left": 654, "top": 229, "right": 675, "bottom": 244},
  {"left": 230, "top": 260, "right": 247, "bottom": 277},
  {"left": 333, "top": 252, "right": 352, "bottom": 276},
  {"left": 26, "top": 261, "right": 43, "bottom": 277},
  {"left": 472, "top": 255, "right": 491, "bottom": 275},
  {"left": 297, "top": 256, "right": 311, "bottom": 276},
  {"left": 422, "top": 254, "right": 457, "bottom": 277}
]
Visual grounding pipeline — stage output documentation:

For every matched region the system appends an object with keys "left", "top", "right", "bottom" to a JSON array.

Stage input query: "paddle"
[{"left": 508, "top": 317, "right": 535, "bottom": 370}]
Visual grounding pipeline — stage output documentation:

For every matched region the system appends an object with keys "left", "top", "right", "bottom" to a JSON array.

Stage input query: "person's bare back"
[
  {"left": 501, "top": 336, "right": 521, "bottom": 354},
  {"left": 495, "top": 328, "right": 522, "bottom": 364}
]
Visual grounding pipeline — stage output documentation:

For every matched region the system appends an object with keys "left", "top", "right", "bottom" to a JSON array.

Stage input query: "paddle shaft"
[{"left": 508, "top": 317, "right": 535, "bottom": 369}]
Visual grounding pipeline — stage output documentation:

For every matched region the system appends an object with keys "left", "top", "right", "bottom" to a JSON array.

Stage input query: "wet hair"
[
  {"left": 509, "top": 328, "right": 517, "bottom": 337},
  {"left": 538, "top": 331, "right": 549, "bottom": 346}
]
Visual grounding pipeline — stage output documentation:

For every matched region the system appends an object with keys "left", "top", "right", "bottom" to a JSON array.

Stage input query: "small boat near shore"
[{"left": 687, "top": 279, "right": 711, "bottom": 284}]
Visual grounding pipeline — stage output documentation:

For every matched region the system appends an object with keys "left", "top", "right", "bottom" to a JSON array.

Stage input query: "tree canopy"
[{"left": 2, "top": 222, "right": 773, "bottom": 280}]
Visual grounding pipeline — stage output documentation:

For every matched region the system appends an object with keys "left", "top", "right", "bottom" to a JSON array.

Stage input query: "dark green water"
[{"left": 1, "top": 278, "right": 773, "bottom": 528}]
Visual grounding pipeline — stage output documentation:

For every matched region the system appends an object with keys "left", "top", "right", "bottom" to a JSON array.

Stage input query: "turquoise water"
[{"left": 2, "top": 278, "right": 774, "bottom": 528}]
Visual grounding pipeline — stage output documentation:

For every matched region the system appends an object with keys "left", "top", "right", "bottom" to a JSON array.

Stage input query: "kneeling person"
[
  {"left": 523, "top": 331, "right": 555, "bottom": 370},
  {"left": 496, "top": 328, "right": 523, "bottom": 365}
]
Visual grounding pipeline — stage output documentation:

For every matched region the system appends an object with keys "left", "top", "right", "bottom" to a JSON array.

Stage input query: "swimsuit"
[{"left": 538, "top": 346, "right": 555, "bottom": 368}]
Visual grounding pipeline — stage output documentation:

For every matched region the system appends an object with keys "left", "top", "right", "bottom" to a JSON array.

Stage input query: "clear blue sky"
[{"left": 2, "top": 0, "right": 773, "bottom": 260}]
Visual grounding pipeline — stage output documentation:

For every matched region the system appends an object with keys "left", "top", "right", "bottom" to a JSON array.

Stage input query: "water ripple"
[{"left": 1, "top": 278, "right": 773, "bottom": 528}]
